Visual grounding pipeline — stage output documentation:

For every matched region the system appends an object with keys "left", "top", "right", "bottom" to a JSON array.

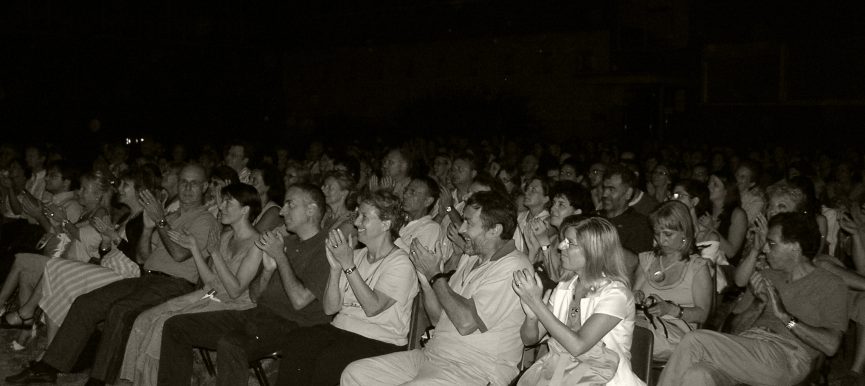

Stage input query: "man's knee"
[{"left": 217, "top": 330, "right": 251, "bottom": 359}]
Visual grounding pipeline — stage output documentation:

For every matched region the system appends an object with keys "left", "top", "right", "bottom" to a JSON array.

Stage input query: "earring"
[{"left": 682, "top": 238, "right": 686, "bottom": 244}]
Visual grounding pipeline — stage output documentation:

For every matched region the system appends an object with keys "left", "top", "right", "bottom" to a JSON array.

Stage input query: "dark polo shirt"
[{"left": 258, "top": 230, "right": 331, "bottom": 327}]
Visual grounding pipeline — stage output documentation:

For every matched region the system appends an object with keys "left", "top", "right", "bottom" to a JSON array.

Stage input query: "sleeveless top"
[{"left": 637, "top": 252, "right": 709, "bottom": 311}]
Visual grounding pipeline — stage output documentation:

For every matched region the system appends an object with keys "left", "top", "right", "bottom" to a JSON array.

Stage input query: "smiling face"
[
  {"left": 354, "top": 202, "right": 391, "bottom": 244},
  {"left": 78, "top": 178, "right": 103, "bottom": 209},
  {"left": 458, "top": 205, "right": 491, "bottom": 252},
  {"left": 559, "top": 227, "right": 586, "bottom": 272},
  {"left": 251, "top": 170, "right": 268, "bottom": 196},
  {"left": 550, "top": 195, "right": 575, "bottom": 227}
]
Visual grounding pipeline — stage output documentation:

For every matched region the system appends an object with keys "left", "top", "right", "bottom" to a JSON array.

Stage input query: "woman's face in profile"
[{"left": 559, "top": 227, "right": 586, "bottom": 272}]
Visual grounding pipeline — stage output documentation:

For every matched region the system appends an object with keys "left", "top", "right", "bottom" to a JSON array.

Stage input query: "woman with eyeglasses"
[
  {"left": 648, "top": 164, "right": 673, "bottom": 203},
  {"left": 633, "top": 201, "right": 713, "bottom": 361},
  {"left": 513, "top": 216, "right": 643, "bottom": 385}
]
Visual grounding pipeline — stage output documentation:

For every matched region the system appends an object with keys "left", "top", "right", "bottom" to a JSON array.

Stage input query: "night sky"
[{"left": 2, "top": 1, "right": 865, "bottom": 146}]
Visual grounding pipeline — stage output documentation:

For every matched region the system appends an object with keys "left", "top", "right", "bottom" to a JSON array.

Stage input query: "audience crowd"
[{"left": 0, "top": 135, "right": 863, "bottom": 385}]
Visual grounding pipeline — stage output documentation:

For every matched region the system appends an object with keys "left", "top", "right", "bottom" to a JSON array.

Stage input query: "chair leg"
[
  {"left": 197, "top": 348, "right": 215, "bottom": 377},
  {"left": 253, "top": 362, "right": 269, "bottom": 386}
]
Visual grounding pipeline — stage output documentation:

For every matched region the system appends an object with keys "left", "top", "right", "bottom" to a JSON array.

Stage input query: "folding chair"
[{"left": 631, "top": 324, "right": 654, "bottom": 385}]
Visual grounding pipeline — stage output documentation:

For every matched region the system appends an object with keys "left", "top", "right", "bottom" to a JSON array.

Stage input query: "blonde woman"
[{"left": 514, "top": 217, "right": 644, "bottom": 385}]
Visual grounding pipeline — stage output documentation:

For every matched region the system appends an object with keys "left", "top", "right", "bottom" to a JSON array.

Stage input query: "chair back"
[
  {"left": 407, "top": 295, "right": 430, "bottom": 350},
  {"left": 631, "top": 324, "right": 654, "bottom": 384}
]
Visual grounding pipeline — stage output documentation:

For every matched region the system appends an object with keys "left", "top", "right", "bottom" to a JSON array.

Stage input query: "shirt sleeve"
[
  {"left": 414, "top": 223, "right": 441, "bottom": 251},
  {"left": 371, "top": 252, "right": 418, "bottom": 305},
  {"left": 589, "top": 283, "right": 631, "bottom": 320}
]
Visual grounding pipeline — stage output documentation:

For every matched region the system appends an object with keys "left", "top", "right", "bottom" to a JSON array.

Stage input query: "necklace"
[
  {"left": 651, "top": 255, "right": 683, "bottom": 283},
  {"left": 569, "top": 291, "right": 580, "bottom": 318}
]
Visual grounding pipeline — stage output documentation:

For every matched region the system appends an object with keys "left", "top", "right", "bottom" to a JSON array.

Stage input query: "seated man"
[
  {"left": 156, "top": 183, "right": 331, "bottom": 386},
  {"left": 7, "top": 164, "right": 219, "bottom": 385},
  {"left": 396, "top": 176, "right": 441, "bottom": 252},
  {"left": 658, "top": 212, "right": 847, "bottom": 386},
  {"left": 598, "top": 164, "right": 652, "bottom": 277},
  {"left": 342, "top": 191, "right": 532, "bottom": 385}
]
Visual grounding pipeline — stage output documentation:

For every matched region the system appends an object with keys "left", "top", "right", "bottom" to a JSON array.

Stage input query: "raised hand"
[
  {"left": 410, "top": 238, "right": 442, "bottom": 280},
  {"left": 91, "top": 216, "right": 118, "bottom": 239},
  {"left": 368, "top": 175, "right": 380, "bottom": 192},
  {"left": 255, "top": 230, "right": 287, "bottom": 263},
  {"left": 380, "top": 176, "right": 395, "bottom": 190},
  {"left": 512, "top": 268, "right": 544, "bottom": 305},
  {"left": 437, "top": 185, "right": 454, "bottom": 212},
  {"left": 139, "top": 189, "right": 166, "bottom": 224},
  {"left": 446, "top": 222, "right": 467, "bottom": 255},
  {"left": 326, "top": 228, "right": 355, "bottom": 270}
]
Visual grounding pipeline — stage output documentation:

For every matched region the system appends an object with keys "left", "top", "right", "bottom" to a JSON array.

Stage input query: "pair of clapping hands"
[{"left": 840, "top": 203, "right": 865, "bottom": 235}]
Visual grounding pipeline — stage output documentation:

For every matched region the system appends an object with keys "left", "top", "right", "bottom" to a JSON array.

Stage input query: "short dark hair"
[
  {"left": 211, "top": 165, "right": 240, "bottom": 185},
  {"left": 768, "top": 212, "right": 821, "bottom": 257},
  {"left": 465, "top": 191, "right": 517, "bottom": 240},
  {"left": 550, "top": 180, "right": 593, "bottom": 215},
  {"left": 358, "top": 189, "right": 406, "bottom": 240},
  {"left": 524, "top": 176, "right": 552, "bottom": 198},
  {"left": 289, "top": 183, "right": 326, "bottom": 222},
  {"left": 603, "top": 163, "right": 637, "bottom": 189},
  {"left": 472, "top": 172, "right": 509, "bottom": 198},
  {"left": 47, "top": 160, "right": 82, "bottom": 191},
  {"left": 412, "top": 176, "right": 441, "bottom": 214},
  {"left": 222, "top": 183, "right": 263, "bottom": 222}
]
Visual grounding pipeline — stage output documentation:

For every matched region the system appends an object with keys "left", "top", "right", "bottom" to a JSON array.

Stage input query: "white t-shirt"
[
  {"left": 425, "top": 247, "right": 532, "bottom": 385},
  {"left": 331, "top": 247, "right": 419, "bottom": 346},
  {"left": 396, "top": 215, "right": 441, "bottom": 253}
]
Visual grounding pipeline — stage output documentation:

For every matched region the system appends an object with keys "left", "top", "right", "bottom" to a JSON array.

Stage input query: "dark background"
[{"left": 2, "top": 1, "right": 865, "bottom": 148}]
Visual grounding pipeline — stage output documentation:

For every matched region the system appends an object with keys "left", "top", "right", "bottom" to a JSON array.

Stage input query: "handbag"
[
  {"left": 638, "top": 313, "right": 693, "bottom": 361},
  {"left": 518, "top": 339, "right": 620, "bottom": 386}
]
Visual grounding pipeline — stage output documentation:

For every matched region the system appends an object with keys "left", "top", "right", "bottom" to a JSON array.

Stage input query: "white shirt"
[{"left": 396, "top": 215, "right": 441, "bottom": 253}]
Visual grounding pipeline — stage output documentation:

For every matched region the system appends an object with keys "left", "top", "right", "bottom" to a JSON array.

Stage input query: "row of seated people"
[{"left": 0, "top": 142, "right": 861, "bottom": 385}]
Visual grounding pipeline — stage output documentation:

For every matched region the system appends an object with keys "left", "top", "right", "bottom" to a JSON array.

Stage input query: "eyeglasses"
[
  {"left": 654, "top": 170, "right": 670, "bottom": 176},
  {"left": 590, "top": 169, "right": 604, "bottom": 175}
]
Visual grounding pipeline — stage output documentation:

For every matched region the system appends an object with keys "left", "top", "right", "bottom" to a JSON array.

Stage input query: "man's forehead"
[{"left": 180, "top": 166, "right": 206, "bottom": 181}]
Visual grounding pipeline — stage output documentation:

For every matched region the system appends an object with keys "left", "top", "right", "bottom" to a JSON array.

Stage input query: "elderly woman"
[
  {"left": 514, "top": 177, "right": 551, "bottom": 256},
  {"left": 119, "top": 183, "right": 262, "bottom": 386},
  {"left": 633, "top": 201, "right": 713, "bottom": 360},
  {"left": 320, "top": 170, "right": 357, "bottom": 232},
  {"left": 272, "top": 190, "right": 418, "bottom": 385},
  {"left": 0, "top": 171, "right": 111, "bottom": 332},
  {"left": 514, "top": 216, "right": 644, "bottom": 385}
]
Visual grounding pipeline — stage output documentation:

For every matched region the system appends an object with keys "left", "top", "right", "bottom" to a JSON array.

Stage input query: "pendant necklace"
[
  {"left": 651, "top": 256, "right": 682, "bottom": 283},
  {"left": 569, "top": 291, "right": 580, "bottom": 319}
]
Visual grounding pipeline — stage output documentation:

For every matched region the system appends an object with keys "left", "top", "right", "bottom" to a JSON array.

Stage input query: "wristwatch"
[
  {"left": 786, "top": 316, "right": 798, "bottom": 330},
  {"left": 445, "top": 206, "right": 453, "bottom": 213},
  {"left": 156, "top": 218, "right": 169, "bottom": 229},
  {"left": 343, "top": 266, "right": 357, "bottom": 275},
  {"left": 429, "top": 270, "right": 455, "bottom": 286}
]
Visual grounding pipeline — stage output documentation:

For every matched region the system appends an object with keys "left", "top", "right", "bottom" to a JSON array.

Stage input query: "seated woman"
[
  {"left": 249, "top": 165, "right": 284, "bottom": 232},
  {"left": 273, "top": 190, "right": 418, "bottom": 386},
  {"left": 513, "top": 216, "right": 644, "bottom": 385},
  {"left": 673, "top": 180, "right": 728, "bottom": 291},
  {"left": 633, "top": 201, "right": 712, "bottom": 360},
  {"left": 0, "top": 171, "right": 111, "bottom": 335},
  {"left": 119, "top": 182, "right": 262, "bottom": 386},
  {"left": 35, "top": 165, "right": 161, "bottom": 349},
  {"left": 707, "top": 173, "right": 747, "bottom": 264},
  {"left": 525, "top": 180, "right": 592, "bottom": 283},
  {"left": 320, "top": 169, "right": 358, "bottom": 233}
]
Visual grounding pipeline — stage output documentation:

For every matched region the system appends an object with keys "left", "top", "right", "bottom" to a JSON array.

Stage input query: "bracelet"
[
  {"left": 786, "top": 316, "right": 798, "bottom": 330},
  {"left": 343, "top": 266, "right": 357, "bottom": 275},
  {"left": 676, "top": 304, "right": 685, "bottom": 319},
  {"left": 156, "top": 218, "right": 169, "bottom": 229},
  {"left": 429, "top": 270, "right": 455, "bottom": 287}
]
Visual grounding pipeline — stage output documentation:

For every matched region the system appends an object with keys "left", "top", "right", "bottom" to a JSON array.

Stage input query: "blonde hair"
[
  {"left": 649, "top": 200, "right": 694, "bottom": 259},
  {"left": 562, "top": 217, "right": 631, "bottom": 290}
]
